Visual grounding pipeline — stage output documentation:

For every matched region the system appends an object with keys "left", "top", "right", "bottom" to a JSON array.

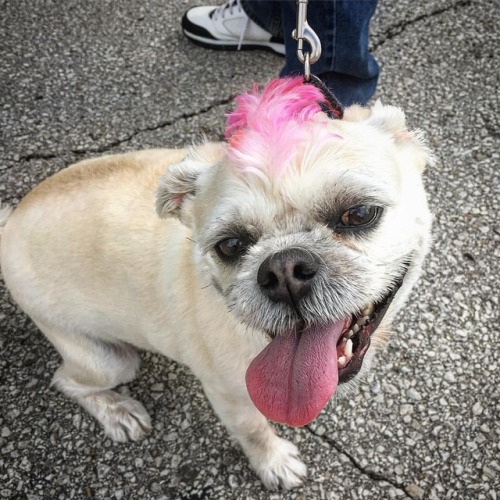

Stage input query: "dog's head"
[{"left": 157, "top": 77, "right": 433, "bottom": 427}]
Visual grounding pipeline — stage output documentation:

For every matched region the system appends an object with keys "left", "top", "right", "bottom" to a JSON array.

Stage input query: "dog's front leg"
[{"left": 202, "top": 383, "right": 307, "bottom": 490}]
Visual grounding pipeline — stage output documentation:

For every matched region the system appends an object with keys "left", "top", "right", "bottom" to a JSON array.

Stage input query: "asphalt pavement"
[{"left": 0, "top": 0, "right": 498, "bottom": 499}]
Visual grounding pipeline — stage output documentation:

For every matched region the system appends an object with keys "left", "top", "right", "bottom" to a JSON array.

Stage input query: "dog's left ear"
[
  {"left": 368, "top": 101, "right": 436, "bottom": 172},
  {"left": 156, "top": 143, "right": 224, "bottom": 226}
]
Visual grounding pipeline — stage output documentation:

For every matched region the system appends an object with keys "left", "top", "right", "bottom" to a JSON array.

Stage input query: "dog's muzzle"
[{"left": 246, "top": 257, "right": 412, "bottom": 428}]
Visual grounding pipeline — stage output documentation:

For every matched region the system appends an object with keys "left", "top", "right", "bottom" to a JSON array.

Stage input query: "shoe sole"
[{"left": 183, "top": 30, "right": 285, "bottom": 56}]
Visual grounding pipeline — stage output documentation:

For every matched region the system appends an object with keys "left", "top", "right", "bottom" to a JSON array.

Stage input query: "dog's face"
[{"left": 157, "top": 78, "right": 433, "bottom": 428}]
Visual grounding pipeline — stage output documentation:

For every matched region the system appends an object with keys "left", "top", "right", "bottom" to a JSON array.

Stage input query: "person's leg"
[
  {"left": 243, "top": 0, "right": 379, "bottom": 106},
  {"left": 240, "top": 0, "right": 283, "bottom": 40}
]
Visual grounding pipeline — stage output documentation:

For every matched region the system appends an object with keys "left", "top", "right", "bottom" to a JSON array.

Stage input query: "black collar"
[{"left": 306, "top": 74, "right": 344, "bottom": 120}]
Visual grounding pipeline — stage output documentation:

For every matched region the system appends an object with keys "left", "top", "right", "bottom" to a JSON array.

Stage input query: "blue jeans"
[{"left": 240, "top": 0, "right": 379, "bottom": 106}]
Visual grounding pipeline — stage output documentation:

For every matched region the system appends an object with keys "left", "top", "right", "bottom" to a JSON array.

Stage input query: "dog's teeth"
[
  {"left": 338, "top": 356, "right": 347, "bottom": 367},
  {"left": 357, "top": 316, "right": 370, "bottom": 327},
  {"left": 345, "top": 329, "right": 354, "bottom": 339},
  {"left": 352, "top": 324, "right": 360, "bottom": 334},
  {"left": 344, "top": 339, "right": 353, "bottom": 358},
  {"left": 363, "top": 304, "right": 375, "bottom": 316}
]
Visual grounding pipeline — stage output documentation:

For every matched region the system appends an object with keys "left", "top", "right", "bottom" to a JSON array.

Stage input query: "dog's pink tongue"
[{"left": 246, "top": 322, "right": 346, "bottom": 427}]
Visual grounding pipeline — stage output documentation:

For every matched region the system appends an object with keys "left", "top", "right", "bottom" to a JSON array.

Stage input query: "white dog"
[{"left": 0, "top": 77, "right": 433, "bottom": 490}]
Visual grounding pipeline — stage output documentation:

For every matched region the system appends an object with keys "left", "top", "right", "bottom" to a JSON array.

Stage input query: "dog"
[{"left": 0, "top": 77, "right": 433, "bottom": 490}]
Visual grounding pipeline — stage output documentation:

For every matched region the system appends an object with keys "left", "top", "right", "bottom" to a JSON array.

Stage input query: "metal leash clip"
[{"left": 292, "top": 0, "right": 321, "bottom": 81}]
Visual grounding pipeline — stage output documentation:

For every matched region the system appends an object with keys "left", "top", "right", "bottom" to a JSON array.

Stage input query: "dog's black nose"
[{"left": 257, "top": 248, "right": 319, "bottom": 306}]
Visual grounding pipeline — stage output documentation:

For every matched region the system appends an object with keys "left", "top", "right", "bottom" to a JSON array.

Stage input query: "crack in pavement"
[
  {"left": 5, "top": 96, "right": 235, "bottom": 166},
  {"left": 372, "top": 0, "right": 472, "bottom": 51},
  {"left": 305, "top": 426, "right": 414, "bottom": 499}
]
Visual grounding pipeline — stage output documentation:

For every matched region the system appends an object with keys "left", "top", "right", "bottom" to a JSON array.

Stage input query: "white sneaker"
[{"left": 181, "top": 0, "right": 285, "bottom": 55}]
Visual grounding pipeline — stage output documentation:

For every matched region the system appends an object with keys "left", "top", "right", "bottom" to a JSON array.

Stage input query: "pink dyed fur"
[{"left": 225, "top": 77, "right": 338, "bottom": 180}]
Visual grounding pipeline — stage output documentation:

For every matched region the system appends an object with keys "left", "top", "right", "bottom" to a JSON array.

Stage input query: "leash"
[
  {"left": 292, "top": 0, "right": 321, "bottom": 82},
  {"left": 292, "top": 0, "right": 344, "bottom": 119}
]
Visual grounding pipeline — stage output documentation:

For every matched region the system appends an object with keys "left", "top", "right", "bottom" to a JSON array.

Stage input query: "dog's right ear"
[{"left": 156, "top": 143, "right": 224, "bottom": 226}]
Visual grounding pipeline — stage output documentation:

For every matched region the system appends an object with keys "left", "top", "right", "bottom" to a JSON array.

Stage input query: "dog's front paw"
[
  {"left": 251, "top": 437, "right": 307, "bottom": 490},
  {"left": 80, "top": 390, "right": 152, "bottom": 442}
]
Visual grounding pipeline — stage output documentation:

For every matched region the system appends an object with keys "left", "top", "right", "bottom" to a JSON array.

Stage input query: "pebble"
[
  {"left": 400, "top": 404, "right": 413, "bottom": 415},
  {"left": 406, "top": 483, "right": 425, "bottom": 500},
  {"left": 482, "top": 465, "right": 495, "bottom": 479},
  {"left": 150, "top": 482, "right": 162, "bottom": 493},
  {"left": 315, "top": 425, "right": 326, "bottom": 436},
  {"left": 407, "top": 388, "right": 422, "bottom": 401},
  {"left": 472, "top": 402, "right": 483, "bottom": 416}
]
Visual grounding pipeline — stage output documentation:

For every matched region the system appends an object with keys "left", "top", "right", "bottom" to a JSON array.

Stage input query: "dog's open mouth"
[
  {"left": 337, "top": 279, "right": 400, "bottom": 384},
  {"left": 246, "top": 268, "right": 408, "bottom": 428}
]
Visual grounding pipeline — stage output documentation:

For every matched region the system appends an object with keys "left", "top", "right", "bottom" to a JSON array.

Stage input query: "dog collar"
[{"left": 306, "top": 75, "right": 344, "bottom": 120}]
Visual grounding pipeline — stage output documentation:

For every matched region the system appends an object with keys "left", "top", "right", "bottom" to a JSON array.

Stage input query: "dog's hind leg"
[{"left": 34, "top": 319, "right": 152, "bottom": 442}]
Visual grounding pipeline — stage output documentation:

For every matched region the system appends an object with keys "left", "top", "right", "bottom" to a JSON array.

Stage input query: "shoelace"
[
  {"left": 212, "top": 0, "right": 249, "bottom": 51},
  {"left": 212, "top": 0, "right": 241, "bottom": 21}
]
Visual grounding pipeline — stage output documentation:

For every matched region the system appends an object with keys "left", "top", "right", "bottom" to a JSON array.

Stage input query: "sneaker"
[{"left": 181, "top": 0, "right": 285, "bottom": 55}]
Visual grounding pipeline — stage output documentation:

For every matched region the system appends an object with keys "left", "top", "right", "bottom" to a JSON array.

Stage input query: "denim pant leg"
[{"left": 240, "top": 0, "right": 379, "bottom": 106}]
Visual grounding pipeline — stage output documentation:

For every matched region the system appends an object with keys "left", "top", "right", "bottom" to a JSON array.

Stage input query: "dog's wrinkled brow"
[
  {"left": 200, "top": 215, "right": 264, "bottom": 254},
  {"left": 313, "top": 185, "right": 390, "bottom": 223}
]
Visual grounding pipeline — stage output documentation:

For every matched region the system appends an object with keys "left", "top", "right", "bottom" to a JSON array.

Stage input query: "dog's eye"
[
  {"left": 215, "top": 238, "right": 247, "bottom": 260},
  {"left": 340, "top": 205, "right": 382, "bottom": 228}
]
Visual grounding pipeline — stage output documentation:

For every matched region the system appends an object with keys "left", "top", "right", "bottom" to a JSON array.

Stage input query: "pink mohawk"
[{"left": 225, "top": 77, "right": 335, "bottom": 180}]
